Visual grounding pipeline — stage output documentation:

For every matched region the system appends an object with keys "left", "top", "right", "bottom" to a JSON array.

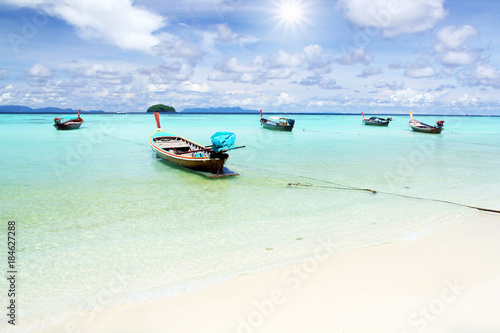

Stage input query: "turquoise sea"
[{"left": 1, "top": 113, "right": 500, "bottom": 331}]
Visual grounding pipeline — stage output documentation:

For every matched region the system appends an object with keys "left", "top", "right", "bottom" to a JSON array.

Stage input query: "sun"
[
  {"left": 279, "top": 0, "right": 304, "bottom": 25},
  {"left": 274, "top": 0, "right": 310, "bottom": 31}
]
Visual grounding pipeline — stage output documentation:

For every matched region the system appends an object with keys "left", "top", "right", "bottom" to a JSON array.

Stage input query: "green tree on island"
[{"left": 147, "top": 104, "right": 176, "bottom": 112}]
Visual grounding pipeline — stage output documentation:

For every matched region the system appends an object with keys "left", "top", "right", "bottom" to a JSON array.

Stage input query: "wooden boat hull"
[
  {"left": 150, "top": 135, "right": 230, "bottom": 174},
  {"left": 363, "top": 120, "right": 390, "bottom": 126},
  {"left": 408, "top": 111, "right": 443, "bottom": 134},
  {"left": 409, "top": 124, "right": 443, "bottom": 134},
  {"left": 54, "top": 110, "right": 83, "bottom": 130},
  {"left": 154, "top": 147, "right": 228, "bottom": 173},
  {"left": 53, "top": 121, "right": 83, "bottom": 130},
  {"left": 361, "top": 112, "right": 391, "bottom": 126},
  {"left": 260, "top": 119, "right": 293, "bottom": 131}
]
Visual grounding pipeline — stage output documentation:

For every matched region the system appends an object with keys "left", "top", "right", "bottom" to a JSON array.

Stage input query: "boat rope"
[
  {"left": 445, "top": 139, "right": 500, "bottom": 148},
  {"left": 101, "top": 133, "right": 144, "bottom": 146},
  {"left": 442, "top": 129, "right": 460, "bottom": 135},
  {"left": 227, "top": 163, "right": 500, "bottom": 214},
  {"left": 374, "top": 191, "right": 500, "bottom": 214}
]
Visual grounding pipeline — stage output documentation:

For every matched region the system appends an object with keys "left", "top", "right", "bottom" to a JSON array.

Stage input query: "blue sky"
[{"left": 0, "top": 0, "right": 499, "bottom": 113}]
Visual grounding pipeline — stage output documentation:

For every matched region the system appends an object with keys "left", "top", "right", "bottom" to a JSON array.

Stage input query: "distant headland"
[{"left": 0, "top": 105, "right": 105, "bottom": 114}]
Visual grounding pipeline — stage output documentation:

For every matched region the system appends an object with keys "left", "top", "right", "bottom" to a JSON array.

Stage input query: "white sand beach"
[{"left": 43, "top": 211, "right": 500, "bottom": 333}]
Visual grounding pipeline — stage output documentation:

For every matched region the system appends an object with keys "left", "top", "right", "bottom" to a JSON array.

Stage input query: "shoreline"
[{"left": 38, "top": 211, "right": 500, "bottom": 333}]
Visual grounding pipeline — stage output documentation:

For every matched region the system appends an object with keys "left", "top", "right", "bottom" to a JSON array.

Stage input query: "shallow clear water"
[{"left": 1, "top": 113, "right": 499, "bottom": 331}]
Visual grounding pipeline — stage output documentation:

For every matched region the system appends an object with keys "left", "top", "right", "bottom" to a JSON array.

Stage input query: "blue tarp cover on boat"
[{"left": 211, "top": 132, "right": 235, "bottom": 152}]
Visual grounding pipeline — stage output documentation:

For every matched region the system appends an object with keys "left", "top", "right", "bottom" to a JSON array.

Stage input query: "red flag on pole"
[{"left": 154, "top": 112, "right": 161, "bottom": 129}]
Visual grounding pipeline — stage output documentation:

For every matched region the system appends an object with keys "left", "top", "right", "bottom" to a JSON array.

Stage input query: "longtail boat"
[
  {"left": 362, "top": 112, "right": 392, "bottom": 126},
  {"left": 149, "top": 112, "right": 243, "bottom": 177},
  {"left": 408, "top": 111, "right": 444, "bottom": 134},
  {"left": 53, "top": 109, "right": 84, "bottom": 130},
  {"left": 260, "top": 110, "right": 295, "bottom": 131}
]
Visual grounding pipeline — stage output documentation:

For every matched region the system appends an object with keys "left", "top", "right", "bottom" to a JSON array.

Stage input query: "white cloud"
[
  {"left": 403, "top": 58, "right": 436, "bottom": 78},
  {"left": 404, "top": 67, "right": 436, "bottom": 78},
  {"left": 0, "top": 70, "right": 9, "bottom": 80},
  {"left": 297, "top": 75, "right": 342, "bottom": 90},
  {"left": 435, "top": 25, "right": 478, "bottom": 51},
  {"left": 214, "top": 23, "right": 234, "bottom": 43},
  {"left": 474, "top": 64, "right": 499, "bottom": 80},
  {"left": 25, "top": 63, "right": 53, "bottom": 85},
  {"left": 390, "top": 87, "right": 444, "bottom": 105},
  {"left": 27, "top": 63, "right": 52, "bottom": 77},
  {"left": 358, "top": 67, "right": 382, "bottom": 78},
  {"left": 209, "top": 57, "right": 265, "bottom": 83},
  {"left": 140, "top": 62, "right": 195, "bottom": 83},
  {"left": 456, "top": 93, "right": 478, "bottom": 106},
  {"left": 388, "top": 61, "right": 402, "bottom": 69},
  {"left": 303, "top": 44, "right": 331, "bottom": 74},
  {"left": 72, "top": 64, "right": 133, "bottom": 85},
  {"left": 439, "top": 51, "right": 477, "bottom": 67},
  {"left": 336, "top": 47, "right": 373, "bottom": 65},
  {"left": 153, "top": 39, "right": 206, "bottom": 63},
  {"left": 211, "top": 24, "right": 257, "bottom": 45},
  {"left": 434, "top": 25, "right": 479, "bottom": 67},
  {"left": 0, "top": 92, "right": 11, "bottom": 102},
  {"left": 215, "top": 57, "right": 264, "bottom": 73},
  {"left": 94, "top": 89, "right": 109, "bottom": 97},
  {"left": 180, "top": 81, "right": 210, "bottom": 92},
  {"left": 147, "top": 84, "right": 170, "bottom": 93},
  {"left": 262, "top": 68, "right": 293, "bottom": 80},
  {"left": 271, "top": 50, "right": 305, "bottom": 68},
  {"left": 4, "top": 0, "right": 165, "bottom": 52},
  {"left": 274, "top": 92, "right": 293, "bottom": 106},
  {"left": 337, "top": 0, "right": 447, "bottom": 37},
  {"left": 373, "top": 79, "right": 404, "bottom": 90},
  {"left": 458, "top": 63, "right": 500, "bottom": 87},
  {"left": 207, "top": 45, "right": 334, "bottom": 85},
  {"left": 208, "top": 57, "right": 266, "bottom": 83}
]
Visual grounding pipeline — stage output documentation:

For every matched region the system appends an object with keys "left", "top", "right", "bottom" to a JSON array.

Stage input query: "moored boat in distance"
[
  {"left": 53, "top": 109, "right": 84, "bottom": 130},
  {"left": 149, "top": 112, "right": 243, "bottom": 177},
  {"left": 362, "top": 112, "right": 392, "bottom": 126},
  {"left": 408, "top": 111, "right": 444, "bottom": 134},
  {"left": 260, "top": 110, "right": 295, "bottom": 131}
]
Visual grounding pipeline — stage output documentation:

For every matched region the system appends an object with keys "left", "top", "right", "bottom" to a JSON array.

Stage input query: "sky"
[{"left": 0, "top": 0, "right": 499, "bottom": 114}]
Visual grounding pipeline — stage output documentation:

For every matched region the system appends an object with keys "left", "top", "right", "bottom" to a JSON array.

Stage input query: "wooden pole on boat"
[
  {"left": 154, "top": 112, "right": 161, "bottom": 129},
  {"left": 409, "top": 110, "right": 414, "bottom": 120},
  {"left": 78, "top": 109, "right": 81, "bottom": 118},
  {"left": 362, "top": 112, "right": 367, "bottom": 120},
  {"left": 260, "top": 109, "right": 263, "bottom": 118}
]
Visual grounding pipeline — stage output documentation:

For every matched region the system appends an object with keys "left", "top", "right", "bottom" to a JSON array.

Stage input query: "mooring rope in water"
[
  {"left": 296, "top": 127, "right": 340, "bottom": 134},
  {"left": 228, "top": 163, "right": 500, "bottom": 214},
  {"left": 445, "top": 138, "right": 500, "bottom": 148},
  {"left": 230, "top": 165, "right": 375, "bottom": 193},
  {"left": 101, "top": 133, "right": 144, "bottom": 146},
  {"left": 375, "top": 191, "right": 500, "bottom": 214}
]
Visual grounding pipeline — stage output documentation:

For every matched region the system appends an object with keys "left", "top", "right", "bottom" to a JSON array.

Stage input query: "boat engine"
[
  {"left": 288, "top": 119, "right": 295, "bottom": 126},
  {"left": 436, "top": 120, "right": 444, "bottom": 128},
  {"left": 54, "top": 117, "right": 61, "bottom": 124}
]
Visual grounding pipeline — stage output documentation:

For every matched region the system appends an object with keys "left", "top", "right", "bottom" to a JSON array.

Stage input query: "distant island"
[
  {"left": 181, "top": 107, "right": 258, "bottom": 114},
  {"left": 0, "top": 105, "right": 105, "bottom": 114},
  {"left": 147, "top": 104, "right": 176, "bottom": 112}
]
